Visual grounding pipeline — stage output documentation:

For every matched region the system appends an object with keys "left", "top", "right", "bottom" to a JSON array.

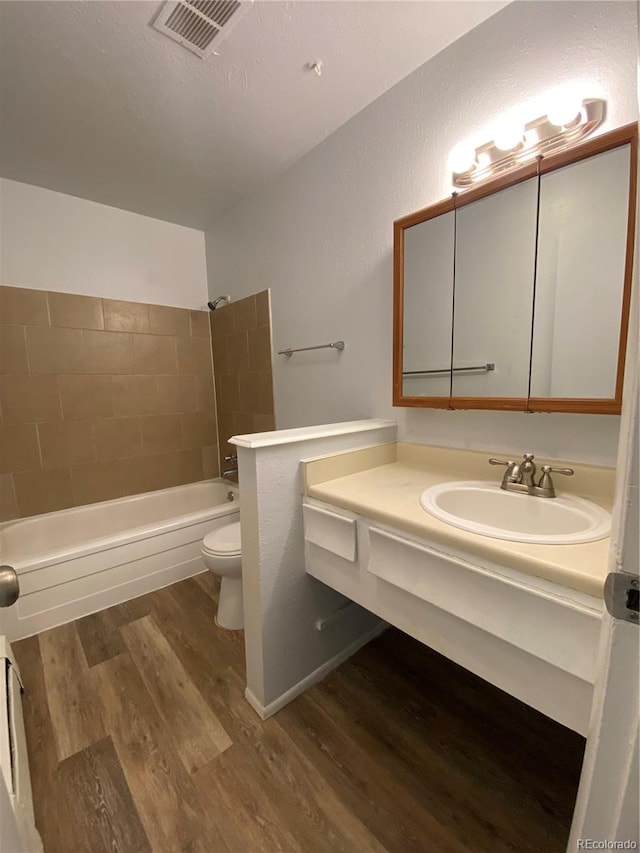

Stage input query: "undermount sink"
[{"left": 420, "top": 480, "right": 611, "bottom": 545}]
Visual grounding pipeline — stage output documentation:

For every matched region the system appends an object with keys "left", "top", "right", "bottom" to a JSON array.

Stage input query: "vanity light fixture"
[{"left": 450, "top": 97, "right": 605, "bottom": 188}]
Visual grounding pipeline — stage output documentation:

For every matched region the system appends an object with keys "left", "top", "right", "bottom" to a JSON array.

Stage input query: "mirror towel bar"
[
  {"left": 278, "top": 340, "right": 345, "bottom": 357},
  {"left": 403, "top": 362, "right": 495, "bottom": 377}
]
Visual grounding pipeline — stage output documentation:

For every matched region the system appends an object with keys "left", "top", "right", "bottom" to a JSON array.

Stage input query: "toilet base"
[{"left": 215, "top": 576, "right": 244, "bottom": 630}]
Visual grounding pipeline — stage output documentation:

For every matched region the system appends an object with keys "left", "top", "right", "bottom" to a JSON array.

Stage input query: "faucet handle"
[
  {"left": 538, "top": 464, "right": 574, "bottom": 496},
  {"left": 489, "top": 458, "right": 521, "bottom": 486},
  {"left": 540, "top": 465, "right": 574, "bottom": 476},
  {"left": 523, "top": 452, "right": 535, "bottom": 462}
]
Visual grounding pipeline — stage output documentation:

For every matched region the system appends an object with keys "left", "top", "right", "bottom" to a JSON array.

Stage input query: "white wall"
[
  {"left": 0, "top": 179, "right": 208, "bottom": 309},
  {"left": 205, "top": 0, "right": 637, "bottom": 466},
  {"left": 233, "top": 420, "right": 396, "bottom": 715}
]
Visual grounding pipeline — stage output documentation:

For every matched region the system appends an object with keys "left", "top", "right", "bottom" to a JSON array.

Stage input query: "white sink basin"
[{"left": 420, "top": 480, "right": 611, "bottom": 545}]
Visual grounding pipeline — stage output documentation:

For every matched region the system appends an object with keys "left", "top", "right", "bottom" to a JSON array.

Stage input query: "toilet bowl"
[{"left": 201, "top": 520, "right": 243, "bottom": 630}]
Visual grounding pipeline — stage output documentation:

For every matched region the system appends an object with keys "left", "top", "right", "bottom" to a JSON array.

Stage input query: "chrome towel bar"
[
  {"left": 403, "top": 362, "right": 495, "bottom": 377},
  {"left": 278, "top": 340, "right": 345, "bottom": 357}
]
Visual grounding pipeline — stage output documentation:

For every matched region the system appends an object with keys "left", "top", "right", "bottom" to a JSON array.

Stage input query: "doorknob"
[{"left": 0, "top": 566, "right": 19, "bottom": 607}]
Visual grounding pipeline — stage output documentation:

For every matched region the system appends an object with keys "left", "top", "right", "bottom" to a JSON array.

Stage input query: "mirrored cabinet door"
[
  {"left": 402, "top": 210, "right": 455, "bottom": 398},
  {"left": 530, "top": 144, "right": 631, "bottom": 402},
  {"left": 451, "top": 177, "right": 538, "bottom": 402}
]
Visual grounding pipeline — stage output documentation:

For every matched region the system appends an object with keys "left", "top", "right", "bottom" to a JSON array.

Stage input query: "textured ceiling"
[{"left": 0, "top": 0, "right": 508, "bottom": 228}]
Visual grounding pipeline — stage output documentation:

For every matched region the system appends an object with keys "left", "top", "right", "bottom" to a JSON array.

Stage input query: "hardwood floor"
[{"left": 13, "top": 575, "right": 585, "bottom": 853}]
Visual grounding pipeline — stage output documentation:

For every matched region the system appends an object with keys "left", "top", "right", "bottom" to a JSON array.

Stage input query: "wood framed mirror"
[{"left": 393, "top": 123, "right": 637, "bottom": 414}]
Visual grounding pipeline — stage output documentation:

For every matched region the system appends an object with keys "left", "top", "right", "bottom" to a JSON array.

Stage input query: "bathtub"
[{"left": 0, "top": 479, "right": 239, "bottom": 640}]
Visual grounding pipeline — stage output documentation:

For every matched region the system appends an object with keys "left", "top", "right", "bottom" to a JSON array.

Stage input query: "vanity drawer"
[{"left": 302, "top": 500, "right": 358, "bottom": 562}]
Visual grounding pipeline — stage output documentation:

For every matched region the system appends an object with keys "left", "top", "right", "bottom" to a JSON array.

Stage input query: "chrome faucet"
[
  {"left": 222, "top": 453, "right": 238, "bottom": 481},
  {"left": 489, "top": 453, "right": 574, "bottom": 499}
]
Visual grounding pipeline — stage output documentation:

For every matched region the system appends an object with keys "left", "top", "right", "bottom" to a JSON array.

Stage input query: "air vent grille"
[{"left": 152, "top": 0, "right": 251, "bottom": 58}]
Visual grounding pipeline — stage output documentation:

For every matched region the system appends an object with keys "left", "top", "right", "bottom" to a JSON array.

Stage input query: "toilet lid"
[{"left": 203, "top": 521, "right": 241, "bottom": 555}]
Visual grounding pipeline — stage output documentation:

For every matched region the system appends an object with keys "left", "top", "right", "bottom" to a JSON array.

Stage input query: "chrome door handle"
[{"left": 0, "top": 566, "right": 19, "bottom": 607}]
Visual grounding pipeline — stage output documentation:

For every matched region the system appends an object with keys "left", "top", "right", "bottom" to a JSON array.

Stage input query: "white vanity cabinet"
[{"left": 303, "top": 496, "right": 604, "bottom": 736}]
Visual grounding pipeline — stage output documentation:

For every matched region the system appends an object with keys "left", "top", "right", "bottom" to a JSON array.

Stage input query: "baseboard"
[{"left": 244, "top": 620, "right": 388, "bottom": 720}]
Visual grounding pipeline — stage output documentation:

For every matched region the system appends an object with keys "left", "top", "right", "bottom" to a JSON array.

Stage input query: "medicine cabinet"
[{"left": 393, "top": 124, "right": 637, "bottom": 414}]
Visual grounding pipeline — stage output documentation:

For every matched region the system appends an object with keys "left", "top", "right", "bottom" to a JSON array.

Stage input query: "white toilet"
[{"left": 201, "top": 520, "right": 243, "bottom": 630}]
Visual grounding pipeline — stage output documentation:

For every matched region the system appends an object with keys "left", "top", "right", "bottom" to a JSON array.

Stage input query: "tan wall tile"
[
  {"left": 3, "top": 287, "right": 223, "bottom": 513},
  {"left": 219, "top": 375, "right": 239, "bottom": 412},
  {"left": 233, "top": 411, "right": 254, "bottom": 437},
  {"left": 177, "top": 337, "right": 212, "bottom": 375},
  {"left": 103, "top": 299, "right": 150, "bottom": 333},
  {"left": 154, "top": 376, "right": 198, "bottom": 414},
  {"left": 238, "top": 372, "right": 260, "bottom": 413},
  {"left": 227, "top": 332, "right": 249, "bottom": 374},
  {"left": 217, "top": 411, "right": 235, "bottom": 457},
  {"left": 155, "top": 375, "right": 197, "bottom": 414},
  {"left": 0, "top": 423, "right": 41, "bottom": 474},
  {"left": 210, "top": 304, "right": 234, "bottom": 338},
  {"left": 71, "top": 460, "right": 125, "bottom": 506},
  {"left": 149, "top": 305, "right": 190, "bottom": 337},
  {"left": 164, "top": 448, "right": 204, "bottom": 487},
  {"left": 121, "top": 449, "right": 205, "bottom": 494},
  {"left": 133, "top": 335, "right": 178, "bottom": 375},
  {"left": 0, "top": 286, "right": 49, "bottom": 326},
  {"left": 195, "top": 375, "right": 215, "bottom": 414},
  {"left": 83, "top": 330, "right": 134, "bottom": 374},
  {"left": 258, "top": 370, "right": 275, "bottom": 415},
  {"left": 38, "top": 421, "right": 96, "bottom": 469},
  {"left": 26, "top": 326, "right": 86, "bottom": 374},
  {"left": 121, "top": 453, "right": 167, "bottom": 496},
  {"left": 0, "top": 375, "right": 62, "bottom": 423},
  {"left": 189, "top": 310, "right": 210, "bottom": 339},
  {"left": 256, "top": 290, "right": 270, "bottom": 328},
  {"left": 1, "top": 325, "right": 29, "bottom": 374},
  {"left": 211, "top": 336, "right": 230, "bottom": 376},
  {"left": 182, "top": 412, "right": 217, "bottom": 449},
  {"left": 0, "top": 474, "right": 18, "bottom": 521},
  {"left": 252, "top": 413, "right": 275, "bottom": 432},
  {"left": 112, "top": 375, "right": 158, "bottom": 417},
  {"left": 59, "top": 375, "right": 114, "bottom": 420},
  {"left": 201, "top": 446, "right": 219, "bottom": 479},
  {"left": 233, "top": 295, "right": 257, "bottom": 333},
  {"left": 140, "top": 414, "right": 183, "bottom": 454},
  {"left": 48, "top": 292, "right": 104, "bottom": 330},
  {"left": 248, "top": 326, "right": 272, "bottom": 373},
  {"left": 13, "top": 467, "right": 75, "bottom": 517},
  {"left": 94, "top": 417, "right": 142, "bottom": 460}
]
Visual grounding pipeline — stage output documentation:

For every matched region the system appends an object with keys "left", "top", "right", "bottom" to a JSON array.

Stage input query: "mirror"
[
  {"left": 530, "top": 144, "right": 631, "bottom": 403},
  {"left": 393, "top": 124, "right": 637, "bottom": 414},
  {"left": 402, "top": 210, "right": 454, "bottom": 399},
  {"left": 451, "top": 177, "right": 538, "bottom": 402}
]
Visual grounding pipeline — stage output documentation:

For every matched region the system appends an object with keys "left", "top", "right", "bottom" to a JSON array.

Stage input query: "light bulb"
[
  {"left": 449, "top": 143, "right": 476, "bottom": 175},
  {"left": 548, "top": 98, "right": 583, "bottom": 128},
  {"left": 493, "top": 122, "right": 524, "bottom": 152}
]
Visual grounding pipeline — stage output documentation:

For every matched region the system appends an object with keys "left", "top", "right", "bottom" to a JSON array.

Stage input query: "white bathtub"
[{"left": 0, "top": 479, "right": 239, "bottom": 640}]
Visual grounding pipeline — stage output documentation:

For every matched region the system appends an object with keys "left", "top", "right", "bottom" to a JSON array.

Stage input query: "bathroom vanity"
[{"left": 302, "top": 442, "right": 614, "bottom": 735}]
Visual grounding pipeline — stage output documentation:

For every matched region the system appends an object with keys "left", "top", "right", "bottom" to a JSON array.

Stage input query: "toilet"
[{"left": 201, "top": 520, "right": 243, "bottom": 630}]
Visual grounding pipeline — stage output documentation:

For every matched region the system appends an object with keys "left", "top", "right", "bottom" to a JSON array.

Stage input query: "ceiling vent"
[{"left": 152, "top": 0, "right": 252, "bottom": 58}]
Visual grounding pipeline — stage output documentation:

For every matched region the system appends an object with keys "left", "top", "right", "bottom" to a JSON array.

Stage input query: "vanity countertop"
[{"left": 303, "top": 442, "right": 614, "bottom": 599}]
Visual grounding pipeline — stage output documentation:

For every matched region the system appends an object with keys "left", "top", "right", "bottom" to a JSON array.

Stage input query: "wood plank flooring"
[{"left": 13, "top": 574, "right": 585, "bottom": 853}]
